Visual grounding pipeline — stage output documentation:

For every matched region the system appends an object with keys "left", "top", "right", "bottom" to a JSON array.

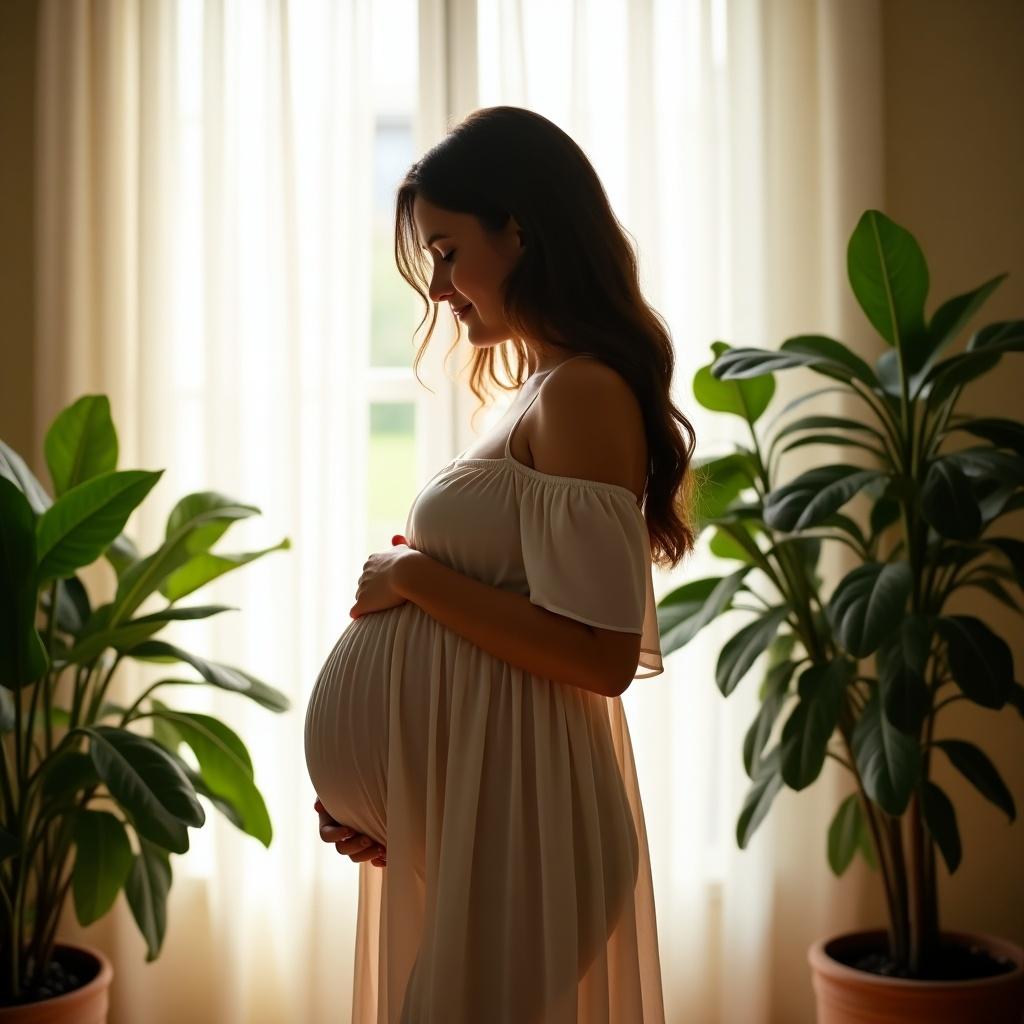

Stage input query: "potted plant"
[
  {"left": 0, "top": 395, "right": 291, "bottom": 1019},
  {"left": 658, "top": 210, "right": 1024, "bottom": 1022}
]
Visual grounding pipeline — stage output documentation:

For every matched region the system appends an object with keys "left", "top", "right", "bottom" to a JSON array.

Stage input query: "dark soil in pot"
[
  {"left": 832, "top": 933, "right": 1020, "bottom": 981},
  {"left": 0, "top": 945, "right": 101, "bottom": 1008}
]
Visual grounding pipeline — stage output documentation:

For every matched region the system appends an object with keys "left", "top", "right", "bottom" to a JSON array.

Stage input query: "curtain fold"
[{"left": 35, "top": 0, "right": 886, "bottom": 1021}]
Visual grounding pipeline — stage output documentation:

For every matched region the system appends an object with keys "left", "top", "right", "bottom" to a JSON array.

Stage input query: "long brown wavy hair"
[{"left": 394, "top": 105, "right": 697, "bottom": 570}]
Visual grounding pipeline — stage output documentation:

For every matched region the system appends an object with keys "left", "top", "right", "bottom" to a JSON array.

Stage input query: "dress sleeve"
[{"left": 519, "top": 478, "right": 664, "bottom": 680}]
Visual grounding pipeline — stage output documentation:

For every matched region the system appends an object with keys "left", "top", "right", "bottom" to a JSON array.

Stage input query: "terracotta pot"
[
  {"left": 808, "top": 928, "right": 1024, "bottom": 1024},
  {"left": 0, "top": 942, "right": 113, "bottom": 1024}
]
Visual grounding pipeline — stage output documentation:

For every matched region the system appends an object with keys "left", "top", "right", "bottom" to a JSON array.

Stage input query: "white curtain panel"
[{"left": 36, "top": 0, "right": 885, "bottom": 1021}]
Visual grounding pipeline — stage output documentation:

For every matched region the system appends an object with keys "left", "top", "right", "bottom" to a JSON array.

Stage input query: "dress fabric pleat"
[{"left": 305, "top": 358, "right": 666, "bottom": 1023}]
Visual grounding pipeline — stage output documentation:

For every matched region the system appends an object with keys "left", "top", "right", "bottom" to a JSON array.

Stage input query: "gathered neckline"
[{"left": 449, "top": 452, "right": 642, "bottom": 504}]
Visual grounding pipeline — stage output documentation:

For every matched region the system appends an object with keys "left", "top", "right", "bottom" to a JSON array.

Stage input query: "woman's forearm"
[{"left": 393, "top": 550, "right": 618, "bottom": 698}]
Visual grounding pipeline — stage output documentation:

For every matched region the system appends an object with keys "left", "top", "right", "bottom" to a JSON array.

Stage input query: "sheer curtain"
[{"left": 36, "top": 0, "right": 886, "bottom": 1021}]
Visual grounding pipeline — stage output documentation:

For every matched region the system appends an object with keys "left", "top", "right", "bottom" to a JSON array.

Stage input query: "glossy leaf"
[
  {"left": 921, "top": 459, "right": 982, "bottom": 539},
  {"left": 160, "top": 539, "right": 291, "bottom": 603},
  {"left": 658, "top": 568, "right": 752, "bottom": 654},
  {"left": 947, "top": 417, "right": 1024, "bottom": 458},
  {"left": 72, "top": 809, "right": 133, "bottom": 926},
  {"left": 828, "top": 793, "right": 874, "bottom": 876},
  {"left": 112, "top": 491, "right": 263, "bottom": 626},
  {"left": 920, "top": 781, "right": 961, "bottom": 874},
  {"left": 764, "top": 465, "right": 886, "bottom": 532},
  {"left": 743, "top": 658, "right": 797, "bottom": 777},
  {"left": 937, "top": 616, "right": 1012, "bottom": 709},
  {"left": 0, "top": 477, "right": 49, "bottom": 686},
  {"left": 0, "top": 439, "right": 53, "bottom": 515},
  {"left": 847, "top": 209, "right": 928, "bottom": 352},
  {"left": 123, "top": 640, "right": 291, "bottom": 713},
  {"left": 44, "top": 395, "right": 118, "bottom": 498},
  {"left": 694, "top": 342, "right": 776, "bottom": 423},
  {"left": 827, "top": 562, "right": 912, "bottom": 657},
  {"left": 83, "top": 726, "right": 204, "bottom": 854},
  {"left": 736, "top": 747, "right": 784, "bottom": 849},
  {"left": 925, "top": 273, "right": 1006, "bottom": 368},
  {"left": 852, "top": 687, "right": 919, "bottom": 815},
  {"left": 149, "top": 700, "right": 272, "bottom": 846},
  {"left": 124, "top": 836, "right": 172, "bottom": 963},
  {"left": 65, "top": 604, "right": 238, "bottom": 665},
  {"left": 716, "top": 607, "right": 790, "bottom": 697},
  {"left": 933, "top": 739, "right": 1015, "bottom": 823},
  {"left": 35, "top": 470, "right": 163, "bottom": 584},
  {"left": 780, "top": 660, "right": 853, "bottom": 790},
  {"left": 878, "top": 615, "right": 932, "bottom": 735}
]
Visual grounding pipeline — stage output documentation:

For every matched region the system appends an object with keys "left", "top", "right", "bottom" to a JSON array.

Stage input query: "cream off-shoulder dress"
[{"left": 304, "top": 355, "right": 666, "bottom": 1023}]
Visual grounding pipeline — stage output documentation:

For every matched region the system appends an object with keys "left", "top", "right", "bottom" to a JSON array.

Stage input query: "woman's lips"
[{"left": 455, "top": 304, "right": 473, "bottom": 320}]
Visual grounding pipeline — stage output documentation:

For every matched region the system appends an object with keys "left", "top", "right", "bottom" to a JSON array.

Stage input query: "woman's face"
[{"left": 412, "top": 194, "right": 525, "bottom": 349}]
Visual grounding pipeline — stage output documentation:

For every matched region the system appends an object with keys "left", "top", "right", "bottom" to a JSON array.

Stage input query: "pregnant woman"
[{"left": 304, "top": 106, "right": 697, "bottom": 1023}]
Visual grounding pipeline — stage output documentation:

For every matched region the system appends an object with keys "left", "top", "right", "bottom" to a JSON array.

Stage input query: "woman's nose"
[{"left": 428, "top": 269, "right": 454, "bottom": 304}]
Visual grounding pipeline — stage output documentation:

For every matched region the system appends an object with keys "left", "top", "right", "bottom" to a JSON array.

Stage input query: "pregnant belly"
[{"left": 303, "top": 604, "right": 408, "bottom": 847}]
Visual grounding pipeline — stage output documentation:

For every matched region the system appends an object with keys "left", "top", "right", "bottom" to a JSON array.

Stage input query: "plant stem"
[{"left": 838, "top": 708, "right": 901, "bottom": 955}]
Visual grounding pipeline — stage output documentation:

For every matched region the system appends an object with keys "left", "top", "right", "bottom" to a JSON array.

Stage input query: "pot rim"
[
  {"left": 1, "top": 940, "right": 113, "bottom": 1011},
  {"left": 808, "top": 927, "right": 1024, "bottom": 992}
]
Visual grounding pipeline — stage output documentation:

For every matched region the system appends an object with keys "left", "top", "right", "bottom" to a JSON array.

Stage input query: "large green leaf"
[
  {"left": 965, "top": 320, "right": 1024, "bottom": 356},
  {"left": 877, "top": 614, "right": 932, "bottom": 735},
  {"left": 827, "top": 562, "right": 912, "bottom": 657},
  {"left": 847, "top": 210, "right": 928, "bottom": 353},
  {"left": 44, "top": 395, "right": 118, "bottom": 498},
  {"left": 123, "top": 639, "right": 291, "bottom": 713},
  {"left": 65, "top": 604, "right": 238, "bottom": 665},
  {"left": 71, "top": 809, "right": 134, "bottom": 926},
  {"left": 124, "top": 836, "right": 172, "bottom": 963},
  {"left": 111, "top": 492, "right": 263, "bottom": 626},
  {"left": 736, "top": 746, "right": 784, "bottom": 849},
  {"left": 694, "top": 342, "right": 775, "bottom": 423},
  {"left": 921, "top": 458, "right": 982, "bottom": 539},
  {"left": 160, "top": 540, "right": 291, "bottom": 602},
  {"left": 924, "top": 320, "right": 1024, "bottom": 406},
  {"left": 937, "top": 615, "right": 1012, "bottom": 709},
  {"left": 764, "top": 465, "right": 887, "bottom": 532},
  {"left": 780, "top": 659, "right": 853, "bottom": 790},
  {"left": 852, "top": 687, "right": 919, "bottom": 815},
  {"left": 657, "top": 568, "right": 751, "bottom": 655},
  {"left": 0, "top": 439, "right": 53, "bottom": 514},
  {"left": 716, "top": 607, "right": 790, "bottom": 696},
  {"left": 712, "top": 336, "right": 878, "bottom": 391},
  {"left": 81, "top": 726, "right": 205, "bottom": 854},
  {"left": 0, "top": 477, "right": 49, "bottom": 686},
  {"left": 924, "top": 274, "right": 1006, "bottom": 370},
  {"left": 148, "top": 700, "right": 272, "bottom": 846},
  {"left": 933, "top": 739, "right": 1015, "bottom": 823},
  {"left": 35, "top": 470, "right": 163, "bottom": 584},
  {"left": 778, "top": 335, "right": 880, "bottom": 388},
  {"left": 827, "top": 793, "right": 877, "bottom": 876},
  {"left": 742, "top": 658, "right": 796, "bottom": 778},
  {"left": 920, "top": 781, "right": 961, "bottom": 874},
  {"left": 950, "top": 417, "right": 1024, "bottom": 458}
]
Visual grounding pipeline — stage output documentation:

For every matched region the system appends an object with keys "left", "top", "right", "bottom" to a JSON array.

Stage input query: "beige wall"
[
  {"left": 882, "top": 0, "right": 1024, "bottom": 951},
  {"left": 0, "top": 0, "right": 37, "bottom": 459}
]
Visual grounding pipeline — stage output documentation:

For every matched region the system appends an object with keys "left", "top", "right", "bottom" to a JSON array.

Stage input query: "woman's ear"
[{"left": 508, "top": 214, "right": 526, "bottom": 250}]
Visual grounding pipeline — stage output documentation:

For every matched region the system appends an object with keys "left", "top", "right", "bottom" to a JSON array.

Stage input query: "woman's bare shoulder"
[{"left": 528, "top": 357, "right": 648, "bottom": 502}]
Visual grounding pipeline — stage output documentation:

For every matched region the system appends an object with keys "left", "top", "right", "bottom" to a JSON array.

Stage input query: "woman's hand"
[
  {"left": 314, "top": 797, "right": 386, "bottom": 868},
  {"left": 350, "top": 534, "right": 416, "bottom": 620}
]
